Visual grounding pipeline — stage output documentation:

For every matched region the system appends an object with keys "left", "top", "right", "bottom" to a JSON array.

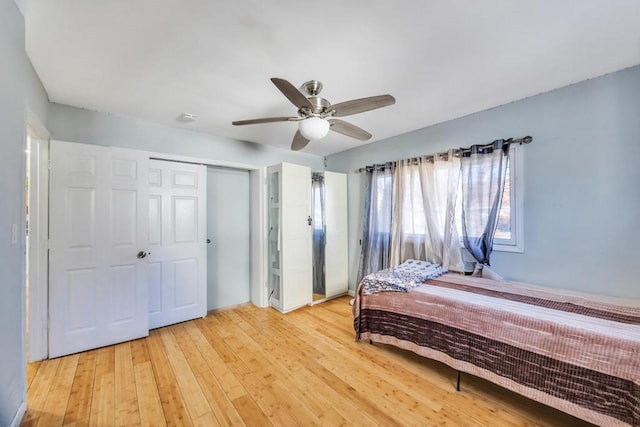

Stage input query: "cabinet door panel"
[{"left": 268, "top": 163, "right": 312, "bottom": 312}]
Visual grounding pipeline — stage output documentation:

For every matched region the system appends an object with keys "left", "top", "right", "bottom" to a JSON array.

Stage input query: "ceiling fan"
[{"left": 232, "top": 78, "right": 396, "bottom": 151}]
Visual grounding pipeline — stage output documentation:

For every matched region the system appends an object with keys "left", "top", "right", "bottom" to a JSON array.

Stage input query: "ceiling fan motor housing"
[
  {"left": 232, "top": 77, "right": 395, "bottom": 151},
  {"left": 298, "top": 80, "right": 332, "bottom": 116},
  {"left": 300, "top": 96, "right": 332, "bottom": 117}
]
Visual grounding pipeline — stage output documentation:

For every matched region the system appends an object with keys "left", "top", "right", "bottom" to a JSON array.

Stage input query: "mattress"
[{"left": 353, "top": 272, "right": 640, "bottom": 426}]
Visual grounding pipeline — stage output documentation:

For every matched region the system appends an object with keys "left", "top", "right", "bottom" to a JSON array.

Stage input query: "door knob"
[{"left": 137, "top": 251, "right": 147, "bottom": 259}]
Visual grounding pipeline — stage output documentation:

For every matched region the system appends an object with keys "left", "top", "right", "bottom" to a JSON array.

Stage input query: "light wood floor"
[{"left": 22, "top": 297, "right": 593, "bottom": 426}]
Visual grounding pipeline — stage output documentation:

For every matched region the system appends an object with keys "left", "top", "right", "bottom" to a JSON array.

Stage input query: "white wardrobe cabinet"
[{"left": 267, "top": 163, "right": 348, "bottom": 313}]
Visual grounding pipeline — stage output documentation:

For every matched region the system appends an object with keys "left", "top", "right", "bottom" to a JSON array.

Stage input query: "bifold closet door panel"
[
  {"left": 49, "top": 140, "right": 149, "bottom": 358},
  {"left": 148, "top": 159, "right": 207, "bottom": 329}
]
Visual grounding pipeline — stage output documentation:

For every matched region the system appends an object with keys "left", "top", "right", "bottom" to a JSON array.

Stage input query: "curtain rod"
[{"left": 357, "top": 136, "right": 532, "bottom": 173}]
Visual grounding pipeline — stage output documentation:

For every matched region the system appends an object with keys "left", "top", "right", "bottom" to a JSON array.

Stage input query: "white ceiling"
[{"left": 17, "top": 0, "right": 640, "bottom": 156}]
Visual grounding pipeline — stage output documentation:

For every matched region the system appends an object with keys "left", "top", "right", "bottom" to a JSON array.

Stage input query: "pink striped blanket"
[{"left": 353, "top": 273, "right": 640, "bottom": 426}]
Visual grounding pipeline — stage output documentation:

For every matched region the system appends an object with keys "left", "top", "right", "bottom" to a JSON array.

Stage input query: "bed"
[{"left": 353, "top": 262, "right": 640, "bottom": 427}]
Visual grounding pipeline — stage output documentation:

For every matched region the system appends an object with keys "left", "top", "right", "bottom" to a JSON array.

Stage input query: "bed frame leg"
[
  {"left": 456, "top": 371, "right": 461, "bottom": 391},
  {"left": 369, "top": 339, "right": 373, "bottom": 345}
]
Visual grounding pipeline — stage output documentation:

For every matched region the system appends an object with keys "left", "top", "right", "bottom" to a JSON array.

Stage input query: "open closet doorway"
[
  {"left": 206, "top": 166, "right": 251, "bottom": 311},
  {"left": 25, "top": 119, "right": 50, "bottom": 363}
]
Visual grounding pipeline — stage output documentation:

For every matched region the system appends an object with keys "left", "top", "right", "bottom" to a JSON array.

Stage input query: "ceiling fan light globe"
[{"left": 298, "top": 116, "right": 330, "bottom": 140}]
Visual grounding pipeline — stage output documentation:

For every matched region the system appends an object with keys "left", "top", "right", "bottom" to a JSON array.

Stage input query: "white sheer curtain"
[
  {"left": 419, "top": 150, "right": 464, "bottom": 271},
  {"left": 389, "top": 153, "right": 464, "bottom": 271},
  {"left": 390, "top": 159, "right": 425, "bottom": 266}
]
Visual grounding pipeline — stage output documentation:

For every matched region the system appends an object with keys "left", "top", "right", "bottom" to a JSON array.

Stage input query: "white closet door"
[
  {"left": 49, "top": 141, "right": 149, "bottom": 358},
  {"left": 324, "top": 171, "right": 349, "bottom": 298},
  {"left": 280, "top": 163, "right": 312, "bottom": 311},
  {"left": 148, "top": 160, "right": 207, "bottom": 329}
]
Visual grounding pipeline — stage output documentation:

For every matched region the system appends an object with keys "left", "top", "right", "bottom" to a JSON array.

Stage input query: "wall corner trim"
[{"left": 9, "top": 400, "right": 27, "bottom": 427}]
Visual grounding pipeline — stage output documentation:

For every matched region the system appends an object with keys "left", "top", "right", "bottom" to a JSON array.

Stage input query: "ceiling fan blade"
[
  {"left": 331, "top": 94, "right": 396, "bottom": 117},
  {"left": 291, "top": 130, "right": 310, "bottom": 151},
  {"left": 271, "top": 78, "right": 314, "bottom": 110},
  {"left": 232, "top": 116, "right": 295, "bottom": 126},
  {"left": 328, "top": 119, "right": 372, "bottom": 141}
]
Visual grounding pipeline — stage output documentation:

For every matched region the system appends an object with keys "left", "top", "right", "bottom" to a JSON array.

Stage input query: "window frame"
[{"left": 493, "top": 145, "right": 524, "bottom": 253}]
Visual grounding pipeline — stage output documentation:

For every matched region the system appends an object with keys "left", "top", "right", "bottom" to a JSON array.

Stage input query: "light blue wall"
[
  {"left": 207, "top": 166, "right": 251, "bottom": 310},
  {"left": 0, "top": 1, "right": 49, "bottom": 424},
  {"left": 26, "top": 60, "right": 50, "bottom": 130},
  {"left": 328, "top": 65, "right": 640, "bottom": 299},
  {"left": 48, "top": 103, "right": 324, "bottom": 169}
]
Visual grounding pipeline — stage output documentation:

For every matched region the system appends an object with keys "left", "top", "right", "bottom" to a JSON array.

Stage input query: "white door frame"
[
  {"left": 26, "top": 111, "right": 50, "bottom": 362},
  {"left": 147, "top": 151, "right": 267, "bottom": 308}
]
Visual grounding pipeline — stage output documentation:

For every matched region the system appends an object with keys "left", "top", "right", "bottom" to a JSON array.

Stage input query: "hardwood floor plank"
[
  {"left": 26, "top": 361, "right": 41, "bottom": 390},
  {"left": 130, "top": 337, "right": 151, "bottom": 366},
  {"left": 23, "top": 358, "right": 61, "bottom": 426},
  {"left": 23, "top": 296, "right": 595, "bottom": 427},
  {"left": 36, "top": 354, "right": 78, "bottom": 427},
  {"left": 191, "top": 411, "right": 220, "bottom": 427},
  {"left": 146, "top": 329, "right": 193, "bottom": 427},
  {"left": 231, "top": 395, "right": 272, "bottom": 427},
  {"left": 158, "top": 327, "right": 211, "bottom": 421},
  {"left": 134, "top": 361, "right": 166, "bottom": 427},
  {"left": 63, "top": 349, "right": 98, "bottom": 426},
  {"left": 89, "top": 346, "right": 116, "bottom": 427},
  {"left": 114, "top": 342, "right": 141, "bottom": 426}
]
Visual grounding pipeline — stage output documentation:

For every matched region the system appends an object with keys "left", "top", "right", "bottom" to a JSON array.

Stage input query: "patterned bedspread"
[
  {"left": 353, "top": 273, "right": 640, "bottom": 426},
  {"left": 359, "top": 259, "right": 447, "bottom": 295}
]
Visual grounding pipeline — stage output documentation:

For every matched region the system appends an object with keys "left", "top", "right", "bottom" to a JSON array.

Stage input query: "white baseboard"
[
  {"left": 348, "top": 289, "right": 356, "bottom": 297},
  {"left": 10, "top": 400, "right": 26, "bottom": 427}
]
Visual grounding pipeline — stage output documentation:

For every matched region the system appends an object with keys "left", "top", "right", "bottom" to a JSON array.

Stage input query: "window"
[
  {"left": 379, "top": 145, "right": 523, "bottom": 254},
  {"left": 493, "top": 145, "right": 523, "bottom": 252}
]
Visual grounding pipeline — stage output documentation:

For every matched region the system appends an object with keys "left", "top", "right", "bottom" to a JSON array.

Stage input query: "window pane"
[
  {"left": 374, "top": 174, "right": 392, "bottom": 232},
  {"left": 494, "top": 162, "right": 511, "bottom": 240},
  {"left": 400, "top": 167, "right": 425, "bottom": 234}
]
